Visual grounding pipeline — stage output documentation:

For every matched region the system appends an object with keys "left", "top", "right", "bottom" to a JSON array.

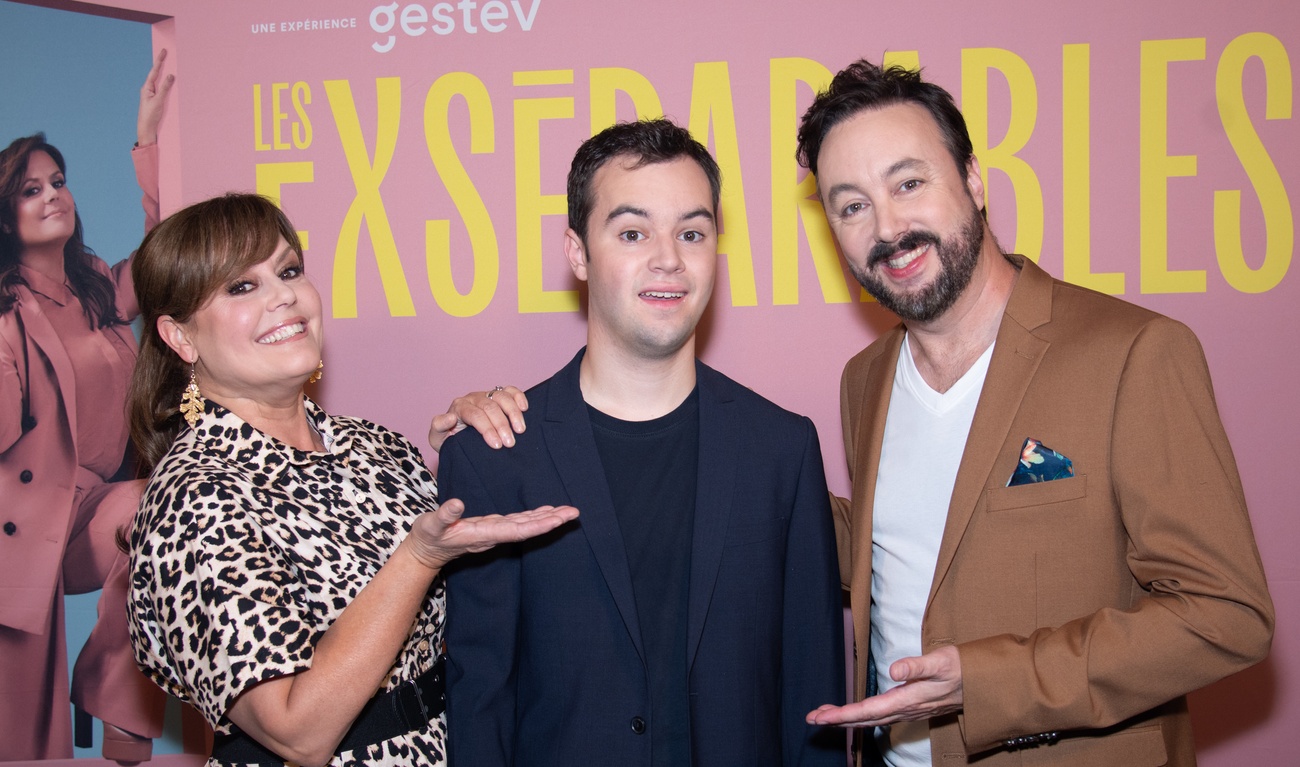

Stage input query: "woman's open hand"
[{"left": 402, "top": 498, "right": 577, "bottom": 570}]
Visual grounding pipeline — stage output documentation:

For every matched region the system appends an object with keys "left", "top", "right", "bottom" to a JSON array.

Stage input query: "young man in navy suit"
[{"left": 436, "top": 119, "right": 845, "bottom": 766}]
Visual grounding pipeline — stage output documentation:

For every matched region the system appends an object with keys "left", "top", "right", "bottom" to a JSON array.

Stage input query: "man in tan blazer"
[{"left": 796, "top": 60, "right": 1274, "bottom": 766}]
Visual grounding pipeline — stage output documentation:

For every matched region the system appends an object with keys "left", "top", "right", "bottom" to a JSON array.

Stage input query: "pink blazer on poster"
[{"left": 0, "top": 144, "right": 158, "bottom": 636}]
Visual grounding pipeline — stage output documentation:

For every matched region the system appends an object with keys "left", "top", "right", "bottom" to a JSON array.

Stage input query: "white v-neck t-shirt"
[{"left": 871, "top": 334, "right": 994, "bottom": 767}]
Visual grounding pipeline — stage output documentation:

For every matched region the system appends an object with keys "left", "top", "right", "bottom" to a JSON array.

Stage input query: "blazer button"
[
  {"left": 3, "top": 521, "right": 15, "bottom": 536},
  {"left": 630, "top": 716, "right": 646, "bottom": 735},
  {"left": 19, "top": 470, "right": 33, "bottom": 483}
]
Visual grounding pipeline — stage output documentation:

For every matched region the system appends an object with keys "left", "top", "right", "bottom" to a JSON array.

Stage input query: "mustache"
[{"left": 869, "top": 230, "right": 942, "bottom": 267}]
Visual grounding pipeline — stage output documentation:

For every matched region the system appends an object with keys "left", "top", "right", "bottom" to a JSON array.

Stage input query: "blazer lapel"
[
  {"left": 847, "top": 329, "right": 902, "bottom": 697},
  {"left": 543, "top": 351, "right": 646, "bottom": 662},
  {"left": 927, "top": 257, "right": 1054, "bottom": 610},
  {"left": 686, "top": 364, "right": 737, "bottom": 667},
  {"left": 18, "top": 292, "right": 79, "bottom": 441}
]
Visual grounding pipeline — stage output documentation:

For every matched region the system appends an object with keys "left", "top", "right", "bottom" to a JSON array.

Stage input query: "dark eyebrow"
[
  {"left": 824, "top": 182, "right": 865, "bottom": 207},
  {"left": 605, "top": 204, "right": 649, "bottom": 224},
  {"left": 605, "top": 205, "right": 715, "bottom": 226},
  {"left": 824, "top": 158, "right": 928, "bottom": 206},
  {"left": 885, "top": 158, "right": 926, "bottom": 178},
  {"left": 271, "top": 242, "right": 300, "bottom": 266},
  {"left": 680, "top": 207, "right": 715, "bottom": 225},
  {"left": 22, "top": 171, "right": 62, "bottom": 185}
]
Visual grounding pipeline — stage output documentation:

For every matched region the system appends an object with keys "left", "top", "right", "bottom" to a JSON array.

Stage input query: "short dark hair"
[
  {"left": 567, "top": 118, "right": 721, "bottom": 242},
  {"left": 796, "top": 60, "right": 974, "bottom": 181}
]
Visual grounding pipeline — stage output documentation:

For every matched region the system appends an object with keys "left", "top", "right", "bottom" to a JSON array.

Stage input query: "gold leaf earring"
[
  {"left": 180, "top": 364, "right": 204, "bottom": 427},
  {"left": 307, "top": 359, "right": 323, "bottom": 384}
]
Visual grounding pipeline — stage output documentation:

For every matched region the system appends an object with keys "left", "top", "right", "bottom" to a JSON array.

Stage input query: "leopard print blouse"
[{"left": 128, "top": 397, "right": 446, "bottom": 766}]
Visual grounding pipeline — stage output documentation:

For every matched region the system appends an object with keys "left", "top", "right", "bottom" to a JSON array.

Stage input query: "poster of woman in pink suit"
[{"left": 0, "top": 51, "right": 172, "bottom": 763}]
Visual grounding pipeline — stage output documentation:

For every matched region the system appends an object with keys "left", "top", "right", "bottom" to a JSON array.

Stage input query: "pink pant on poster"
[{"left": 0, "top": 480, "right": 165, "bottom": 761}]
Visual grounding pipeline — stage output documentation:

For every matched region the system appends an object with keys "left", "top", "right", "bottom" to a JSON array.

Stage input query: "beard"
[{"left": 848, "top": 204, "right": 985, "bottom": 323}]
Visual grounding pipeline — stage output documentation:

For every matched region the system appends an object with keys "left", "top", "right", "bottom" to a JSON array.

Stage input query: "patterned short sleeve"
[
  {"left": 129, "top": 401, "right": 447, "bottom": 755},
  {"left": 130, "top": 470, "right": 320, "bottom": 730}
]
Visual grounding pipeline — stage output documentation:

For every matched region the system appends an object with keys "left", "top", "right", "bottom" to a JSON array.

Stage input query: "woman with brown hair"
[
  {"left": 0, "top": 50, "right": 172, "bottom": 762},
  {"left": 126, "top": 193, "right": 576, "bottom": 767}
]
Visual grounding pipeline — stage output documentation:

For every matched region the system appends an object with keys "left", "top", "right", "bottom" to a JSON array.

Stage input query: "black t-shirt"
[{"left": 589, "top": 390, "right": 699, "bottom": 767}]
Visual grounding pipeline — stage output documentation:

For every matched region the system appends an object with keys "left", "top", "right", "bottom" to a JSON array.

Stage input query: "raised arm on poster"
[
  {"left": 137, "top": 48, "right": 174, "bottom": 149},
  {"left": 126, "top": 194, "right": 577, "bottom": 767},
  {"left": 0, "top": 48, "right": 173, "bottom": 763}
]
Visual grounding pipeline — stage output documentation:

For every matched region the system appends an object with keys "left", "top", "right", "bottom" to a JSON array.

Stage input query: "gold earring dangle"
[
  {"left": 307, "top": 359, "right": 323, "bottom": 384},
  {"left": 180, "top": 364, "right": 204, "bottom": 427}
]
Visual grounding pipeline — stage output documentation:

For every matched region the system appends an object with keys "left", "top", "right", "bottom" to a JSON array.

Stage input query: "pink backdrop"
[{"left": 27, "top": 0, "right": 1300, "bottom": 764}]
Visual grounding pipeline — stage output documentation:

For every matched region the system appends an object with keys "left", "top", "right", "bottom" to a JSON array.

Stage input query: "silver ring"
[{"left": 486, "top": 385, "right": 505, "bottom": 400}]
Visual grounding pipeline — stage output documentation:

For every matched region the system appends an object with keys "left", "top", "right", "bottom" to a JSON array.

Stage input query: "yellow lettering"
[
  {"left": 291, "top": 82, "right": 313, "bottom": 149},
  {"left": 962, "top": 48, "right": 1043, "bottom": 261},
  {"left": 323, "top": 77, "right": 416, "bottom": 318},
  {"left": 1139, "top": 38, "right": 1206, "bottom": 294},
  {"left": 769, "top": 57, "right": 851, "bottom": 306},
  {"left": 272, "top": 82, "right": 291, "bottom": 150},
  {"left": 253, "top": 84, "right": 270, "bottom": 151},
  {"left": 688, "top": 61, "right": 757, "bottom": 307},
  {"left": 590, "top": 68, "right": 663, "bottom": 134},
  {"left": 254, "top": 162, "right": 315, "bottom": 250},
  {"left": 1062, "top": 44, "right": 1123, "bottom": 294},
  {"left": 424, "top": 72, "right": 500, "bottom": 318},
  {"left": 1215, "top": 32, "right": 1293, "bottom": 293},
  {"left": 514, "top": 70, "right": 578, "bottom": 314}
]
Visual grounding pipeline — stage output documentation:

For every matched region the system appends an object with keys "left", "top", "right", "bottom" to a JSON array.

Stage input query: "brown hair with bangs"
[
  {"left": 0, "top": 133, "right": 125, "bottom": 327},
  {"left": 128, "top": 193, "right": 303, "bottom": 472}
]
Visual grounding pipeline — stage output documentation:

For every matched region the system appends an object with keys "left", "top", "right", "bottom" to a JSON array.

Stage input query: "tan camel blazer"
[{"left": 837, "top": 256, "right": 1273, "bottom": 766}]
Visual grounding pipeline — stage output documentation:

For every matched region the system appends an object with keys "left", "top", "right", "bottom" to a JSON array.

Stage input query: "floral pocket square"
[{"left": 1008, "top": 438, "right": 1074, "bottom": 486}]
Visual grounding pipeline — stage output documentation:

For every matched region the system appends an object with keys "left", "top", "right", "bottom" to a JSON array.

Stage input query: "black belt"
[{"left": 211, "top": 656, "right": 445, "bottom": 765}]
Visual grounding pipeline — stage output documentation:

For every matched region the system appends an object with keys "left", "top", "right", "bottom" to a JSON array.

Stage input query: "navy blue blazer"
[{"left": 441, "top": 350, "right": 845, "bottom": 766}]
